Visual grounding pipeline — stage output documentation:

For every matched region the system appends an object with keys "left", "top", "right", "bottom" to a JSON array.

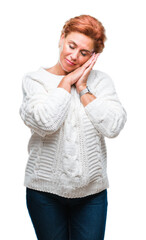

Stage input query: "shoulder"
[
  {"left": 22, "top": 67, "right": 45, "bottom": 82},
  {"left": 88, "top": 69, "right": 114, "bottom": 88},
  {"left": 21, "top": 68, "right": 47, "bottom": 94},
  {"left": 22, "top": 67, "right": 51, "bottom": 86},
  {"left": 92, "top": 69, "right": 112, "bottom": 80}
]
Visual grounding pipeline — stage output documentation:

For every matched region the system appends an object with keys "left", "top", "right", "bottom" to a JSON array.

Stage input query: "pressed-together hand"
[
  {"left": 75, "top": 53, "right": 99, "bottom": 92},
  {"left": 64, "top": 53, "right": 99, "bottom": 93},
  {"left": 59, "top": 53, "right": 99, "bottom": 94}
]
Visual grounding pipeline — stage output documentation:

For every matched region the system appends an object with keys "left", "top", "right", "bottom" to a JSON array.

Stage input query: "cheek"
[
  {"left": 79, "top": 56, "right": 90, "bottom": 66},
  {"left": 61, "top": 44, "right": 69, "bottom": 56},
  {"left": 59, "top": 43, "right": 66, "bottom": 56}
]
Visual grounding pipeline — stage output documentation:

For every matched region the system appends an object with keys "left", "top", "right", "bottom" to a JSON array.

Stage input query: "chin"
[
  {"left": 61, "top": 61, "right": 75, "bottom": 74},
  {"left": 59, "top": 57, "right": 79, "bottom": 74}
]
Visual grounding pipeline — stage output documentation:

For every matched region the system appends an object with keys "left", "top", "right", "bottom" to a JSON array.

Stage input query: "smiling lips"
[{"left": 65, "top": 58, "right": 76, "bottom": 66}]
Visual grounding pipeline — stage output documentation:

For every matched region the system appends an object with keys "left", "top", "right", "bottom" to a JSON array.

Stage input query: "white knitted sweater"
[{"left": 19, "top": 67, "right": 127, "bottom": 198}]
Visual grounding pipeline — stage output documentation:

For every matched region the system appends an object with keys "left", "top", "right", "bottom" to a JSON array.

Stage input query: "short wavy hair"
[{"left": 61, "top": 15, "right": 107, "bottom": 53}]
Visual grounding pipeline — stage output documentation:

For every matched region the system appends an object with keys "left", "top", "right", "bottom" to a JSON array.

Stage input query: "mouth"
[{"left": 65, "top": 58, "right": 76, "bottom": 66}]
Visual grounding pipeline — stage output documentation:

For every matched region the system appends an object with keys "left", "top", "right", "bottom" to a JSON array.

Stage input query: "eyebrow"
[{"left": 68, "top": 40, "right": 93, "bottom": 53}]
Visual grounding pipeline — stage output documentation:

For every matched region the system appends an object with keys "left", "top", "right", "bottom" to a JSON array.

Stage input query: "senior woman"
[{"left": 19, "top": 15, "right": 127, "bottom": 240}]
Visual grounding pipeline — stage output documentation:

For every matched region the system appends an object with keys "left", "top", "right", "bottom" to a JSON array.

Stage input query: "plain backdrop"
[{"left": 0, "top": 0, "right": 146, "bottom": 239}]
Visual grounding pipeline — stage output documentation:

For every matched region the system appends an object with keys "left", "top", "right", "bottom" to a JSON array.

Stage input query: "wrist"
[
  {"left": 79, "top": 86, "right": 92, "bottom": 98},
  {"left": 76, "top": 84, "right": 87, "bottom": 93},
  {"left": 57, "top": 77, "right": 71, "bottom": 93},
  {"left": 62, "top": 76, "right": 72, "bottom": 86}
]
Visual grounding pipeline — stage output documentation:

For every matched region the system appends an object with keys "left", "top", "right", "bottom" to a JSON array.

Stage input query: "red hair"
[{"left": 61, "top": 15, "right": 107, "bottom": 53}]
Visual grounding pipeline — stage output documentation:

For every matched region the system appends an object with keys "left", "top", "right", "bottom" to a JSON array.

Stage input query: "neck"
[{"left": 48, "top": 62, "right": 68, "bottom": 76}]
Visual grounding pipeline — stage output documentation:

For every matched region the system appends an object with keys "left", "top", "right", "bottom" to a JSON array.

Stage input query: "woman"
[{"left": 19, "top": 15, "right": 127, "bottom": 240}]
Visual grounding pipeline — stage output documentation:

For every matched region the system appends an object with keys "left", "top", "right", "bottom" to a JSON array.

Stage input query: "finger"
[
  {"left": 82, "top": 60, "right": 95, "bottom": 77},
  {"left": 96, "top": 53, "right": 100, "bottom": 57},
  {"left": 78, "top": 53, "right": 100, "bottom": 83},
  {"left": 82, "top": 53, "right": 96, "bottom": 69},
  {"left": 95, "top": 53, "right": 100, "bottom": 60},
  {"left": 92, "top": 53, "right": 99, "bottom": 61},
  {"left": 86, "top": 60, "right": 95, "bottom": 72},
  {"left": 86, "top": 53, "right": 99, "bottom": 69},
  {"left": 90, "top": 53, "right": 100, "bottom": 66},
  {"left": 78, "top": 58, "right": 97, "bottom": 83},
  {"left": 86, "top": 53, "right": 99, "bottom": 67}
]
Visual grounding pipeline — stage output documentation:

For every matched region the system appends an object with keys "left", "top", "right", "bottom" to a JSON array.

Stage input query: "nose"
[{"left": 70, "top": 50, "right": 79, "bottom": 61}]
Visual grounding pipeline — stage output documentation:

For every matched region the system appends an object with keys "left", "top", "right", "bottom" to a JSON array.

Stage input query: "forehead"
[{"left": 65, "top": 32, "right": 94, "bottom": 50}]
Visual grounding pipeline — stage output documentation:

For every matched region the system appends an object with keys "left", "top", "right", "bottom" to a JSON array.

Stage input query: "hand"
[
  {"left": 62, "top": 53, "right": 100, "bottom": 90},
  {"left": 75, "top": 53, "right": 99, "bottom": 92}
]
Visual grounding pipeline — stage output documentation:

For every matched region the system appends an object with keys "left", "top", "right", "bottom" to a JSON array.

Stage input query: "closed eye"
[
  {"left": 69, "top": 44, "right": 75, "bottom": 49},
  {"left": 69, "top": 43, "right": 90, "bottom": 57},
  {"left": 81, "top": 51, "right": 87, "bottom": 57}
]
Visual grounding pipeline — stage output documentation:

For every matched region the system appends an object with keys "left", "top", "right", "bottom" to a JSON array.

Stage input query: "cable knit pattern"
[
  {"left": 20, "top": 73, "right": 71, "bottom": 137},
  {"left": 19, "top": 67, "right": 127, "bottom": 198},
  {"left": 84, "top": 71, "right": 127, "bottom": 138}
]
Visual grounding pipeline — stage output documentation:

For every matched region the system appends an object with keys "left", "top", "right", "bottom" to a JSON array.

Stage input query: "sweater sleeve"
[
  {"left": 84, "top": 71, "right": 127, "bottom": 138},
  {"left": 19, "top": 74, "right": 71, "bottom": 137}
]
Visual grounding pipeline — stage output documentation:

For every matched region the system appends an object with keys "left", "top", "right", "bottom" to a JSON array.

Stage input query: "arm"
[
  {"left": 72, "top": 53, "right": 127, "bottom": 138},
  {"left": 77, "top": 84, "right": 96, "bottom": 106},
  {"left": 83, "top": 72, "right": 127, "bottom": 138},
  {"left": 19, "top": 74, "right": 71, "bottom": 137}
]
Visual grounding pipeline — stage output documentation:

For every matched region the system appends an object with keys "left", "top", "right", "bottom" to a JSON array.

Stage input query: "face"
[{"left": 58, "top": 32, "right": 95, "bottom": 74}]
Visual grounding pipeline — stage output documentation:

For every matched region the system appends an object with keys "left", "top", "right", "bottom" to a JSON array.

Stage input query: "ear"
[{"left": 58, "top": 33, "right": 65, "bottom": 48}]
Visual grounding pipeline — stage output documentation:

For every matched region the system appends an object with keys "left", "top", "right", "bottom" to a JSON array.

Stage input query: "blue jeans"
[{"left": 26, "top": 187, "right": 108, "bottom": 240}]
